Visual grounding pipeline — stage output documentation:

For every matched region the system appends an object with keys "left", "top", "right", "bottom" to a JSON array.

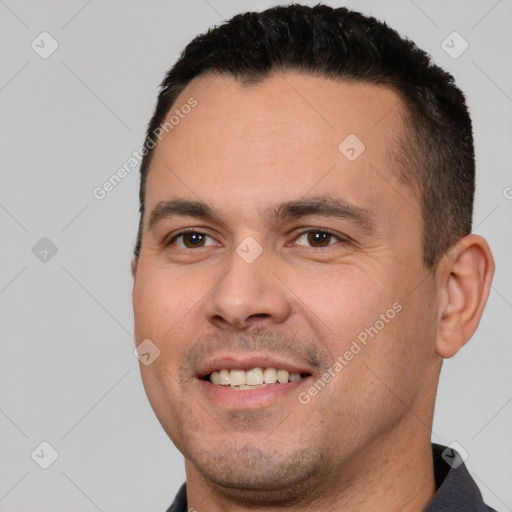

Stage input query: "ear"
[
  {"left": 131, "top": 257, "right": 138, "bottom": 279},
  {"left": 435, "top": 234, "right": 494, "bottom": 359}
]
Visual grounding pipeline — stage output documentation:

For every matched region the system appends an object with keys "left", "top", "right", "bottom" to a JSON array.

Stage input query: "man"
[{"left": 131, "top": 4, "right": 496, "bottom": 511}]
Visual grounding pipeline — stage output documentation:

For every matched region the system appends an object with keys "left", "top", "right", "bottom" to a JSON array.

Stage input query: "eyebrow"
[
  {"left": 268, "top": 196, "right": 375, "bottom": 232},
  {"left": 148, "top": 196, "right": 375, "bottom": 233},
  {"left": 148, "top": 199, "right": 216, "bottom": 230}
]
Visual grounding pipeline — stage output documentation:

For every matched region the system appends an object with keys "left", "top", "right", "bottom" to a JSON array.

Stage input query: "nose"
[{"left": 203, "top": 244, "right": 291, "bottom": 331}]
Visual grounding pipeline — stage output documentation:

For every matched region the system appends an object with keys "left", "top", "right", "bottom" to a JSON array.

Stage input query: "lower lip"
[{"left": 198, "top": 378, "right": 309, "bottom": 409}]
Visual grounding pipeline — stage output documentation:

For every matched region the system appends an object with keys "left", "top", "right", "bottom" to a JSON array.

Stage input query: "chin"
[{"left": 187, "top": 442, "right": 330, "bottom": 506}]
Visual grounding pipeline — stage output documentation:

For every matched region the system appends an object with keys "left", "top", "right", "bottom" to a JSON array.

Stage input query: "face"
[{"left": 132, "top": 73, "right": 442, "bottom": 502}]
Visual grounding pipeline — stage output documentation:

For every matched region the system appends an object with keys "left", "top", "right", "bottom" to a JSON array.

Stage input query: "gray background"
[{"left": 0, "top": 0, "right": 511, "bottom": 510}]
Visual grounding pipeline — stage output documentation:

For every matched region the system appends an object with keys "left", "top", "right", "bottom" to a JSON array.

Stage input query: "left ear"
[{"left": 435, "top": 234, "right": 495, "bottom": 359}]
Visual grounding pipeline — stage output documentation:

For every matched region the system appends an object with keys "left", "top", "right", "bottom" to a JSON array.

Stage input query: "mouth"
[{"left": 196, "top": 355, "right": 314, "bottom": 409}]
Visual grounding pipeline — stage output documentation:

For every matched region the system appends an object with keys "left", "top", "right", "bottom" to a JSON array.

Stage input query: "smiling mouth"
[{"left": 202, "top": 367, "right": 311, "bottom": 389}]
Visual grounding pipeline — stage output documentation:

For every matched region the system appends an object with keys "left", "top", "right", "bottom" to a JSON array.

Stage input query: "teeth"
[
  {"left": 263, "top": 368, "right": 277, "bottom": 384},
  {"left": 219, "top": 369, "right": 230, "bottom": 386},
  {"left": 208, "top": 367, "right": 304, "bottom": 386},
  {"left": 245, "top": 367, "right": 264, "bottom": 385},
  {"left": 230, "top": 369, "right": 245, "bottom": 386},
  {"left": 277, "top": 369, "right": 289, "bottom": 383}
]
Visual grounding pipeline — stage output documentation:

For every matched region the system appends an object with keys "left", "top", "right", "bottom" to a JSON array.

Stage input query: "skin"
[{"left": 131, "top": 72, "right": 494, "bottom": 511}]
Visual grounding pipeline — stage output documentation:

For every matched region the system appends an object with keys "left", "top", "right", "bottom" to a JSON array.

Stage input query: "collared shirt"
[{"left": 166, "top": 443, "right": 497, "bottom": 511}]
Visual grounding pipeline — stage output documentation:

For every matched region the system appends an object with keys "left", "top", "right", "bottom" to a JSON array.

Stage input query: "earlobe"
[{"left": 435, "top": 234, "right": 495, "bottom": 359}]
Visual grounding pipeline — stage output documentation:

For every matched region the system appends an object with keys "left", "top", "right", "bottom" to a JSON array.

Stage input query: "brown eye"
[
  {"left": 182, "top": 233, "right": 206, "bottom": 248},
  {"left": 307, "top": 231, "right": 332, "bottom": 247},
  {"left": 168, "top": 232, "right": 217, "bottom": 249},
  {"left": 295, "top": 230, "right": 341, "bottom": 248}
]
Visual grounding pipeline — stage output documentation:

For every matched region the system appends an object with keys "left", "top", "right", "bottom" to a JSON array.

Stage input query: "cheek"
[
  {"left": 297, "top": 265, "right": 393, "bottom": 342},
  {"left": 133, "top": 263, "right": 201, "bottom": 341},
  {"left": 349, "top": 285, "right": 439, "bottom": 415},
  {"left": 133, "top": 267, "right": 195, "bottom": 437},
  {"left": 304, "top": 266, "right": 421, "bottom": 384},
  {"left": 133, "top": 266, "right": 200, "bottom": 399},
  {"left": 396, "top": 288, "right": 439, "bottom": 362}
]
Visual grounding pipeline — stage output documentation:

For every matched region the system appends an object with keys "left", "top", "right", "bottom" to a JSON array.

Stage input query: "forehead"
[
  {"left": 146, "top": 72, "right": 413, "bottom": 226},
  {"left": 158, "top": 72, "right": 404, "bottom": 158}
]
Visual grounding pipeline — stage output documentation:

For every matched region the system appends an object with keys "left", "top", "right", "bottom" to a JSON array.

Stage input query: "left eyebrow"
[{"left": 265, "top": 196, "right": 376, "bottom": 233}]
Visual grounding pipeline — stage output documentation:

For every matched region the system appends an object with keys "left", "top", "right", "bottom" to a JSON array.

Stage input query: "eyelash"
[{"left": 165, "top": 228, "right": 348, "bottom": 249}]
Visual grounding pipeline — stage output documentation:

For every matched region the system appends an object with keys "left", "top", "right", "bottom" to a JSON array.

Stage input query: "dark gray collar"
[{"left": 425, "top": 443, "right": 496, "bottom": 511}]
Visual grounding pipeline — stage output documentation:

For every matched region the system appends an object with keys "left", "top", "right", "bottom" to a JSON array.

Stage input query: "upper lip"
[{"left": 196, "top": 353, "right": 314, "bottom": 379}]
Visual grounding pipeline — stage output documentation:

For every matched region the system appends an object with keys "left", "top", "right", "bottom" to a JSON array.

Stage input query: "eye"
[
  {"left": 167, "top": 231, "right": 218, "bottom": 249},
  {"left": 293, "top": 229, "right": 345, "bottom": 248}
]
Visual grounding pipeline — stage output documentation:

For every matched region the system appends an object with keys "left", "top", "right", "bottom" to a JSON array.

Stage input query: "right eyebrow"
[{"left": 147, "top": 199, "right": 217, "bottom": 231}]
